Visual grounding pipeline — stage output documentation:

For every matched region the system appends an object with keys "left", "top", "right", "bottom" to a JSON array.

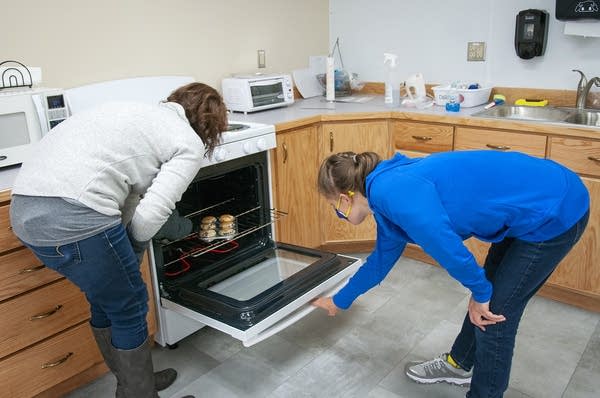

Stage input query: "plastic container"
[
  {"left": 383, "top": 53, "right": 401, "bottom": 107},
  {"left": 432, "top": 85, "right": 492, "bottom": 108}
]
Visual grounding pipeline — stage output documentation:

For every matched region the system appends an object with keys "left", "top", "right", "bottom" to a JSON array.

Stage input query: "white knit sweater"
[{"left": 12, "top": 101, "right": 205, "bottom": 242}]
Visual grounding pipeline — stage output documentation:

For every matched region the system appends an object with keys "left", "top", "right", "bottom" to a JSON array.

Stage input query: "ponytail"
[{"left": 317, "top": 151, "right": 381, "bottom": 198}]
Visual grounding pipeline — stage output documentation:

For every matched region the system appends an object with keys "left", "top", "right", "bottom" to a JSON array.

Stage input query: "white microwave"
[
  {"left": 222, "top": 74, "right": 294, "bottom": 113},
  {"left": 0, "top": 88, "right": 69, "bottom": 168}
]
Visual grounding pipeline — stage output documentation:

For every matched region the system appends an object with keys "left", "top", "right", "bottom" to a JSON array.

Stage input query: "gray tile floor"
[{"left": 67, "top": 255, "right": 600, "bottom": 398}]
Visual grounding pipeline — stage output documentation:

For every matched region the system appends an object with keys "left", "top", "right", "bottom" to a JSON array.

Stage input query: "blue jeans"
[
  {"left": 451, "top": 210, "right": 589, "bottom": 398},
  {"left": 25, "top": 224, "right": 149, "bottom": 350}
]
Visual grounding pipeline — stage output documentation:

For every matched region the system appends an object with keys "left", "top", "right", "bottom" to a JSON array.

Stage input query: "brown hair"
[
  {"left": 167, "top": 82, "right": 228, "bottom": 157},
  {"left": 317, "top": 151, "right": 381, "bottom": 198}
]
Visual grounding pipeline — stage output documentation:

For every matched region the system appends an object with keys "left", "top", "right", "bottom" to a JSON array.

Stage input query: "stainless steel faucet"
[{"left": 573, "top": 69, "right": 600, "bottom": 109}]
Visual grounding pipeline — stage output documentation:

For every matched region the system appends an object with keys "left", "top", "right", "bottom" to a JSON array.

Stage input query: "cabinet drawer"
[
  {"left": 549, "top": 137, "right": 600, "bottom": 178},
  {"left": 392, "top": 121, "right": 453, "bottom": 153},
  {"left": 0, "top": 279, "right": 89, "bottom": 358},
  {"left": 455, "top": 127, "right": 547, "bottom": 157},
  {"left": 0, "top": 248, "right": 63, "bottom": 302},
  {"left": 0, "top": 204, "right": 22, "bottom": 253},
  {"left": 0, "top": 322, "right": 102, "bottom": 398}
]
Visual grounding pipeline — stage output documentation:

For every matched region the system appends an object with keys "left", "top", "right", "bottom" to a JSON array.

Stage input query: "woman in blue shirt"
[{"left": 313, "top": 150, "right": 589, "bottom": 398}]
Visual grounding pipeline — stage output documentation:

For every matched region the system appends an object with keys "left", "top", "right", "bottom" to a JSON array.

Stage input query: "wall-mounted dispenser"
[{"left": 515, "top": 9, "right": 549, "bottom": 59}]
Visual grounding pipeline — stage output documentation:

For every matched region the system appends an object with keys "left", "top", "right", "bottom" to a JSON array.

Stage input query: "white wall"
[
  {"left": 330, "top": 0, "right": 600, "bottom": 89},
  {"left": 2, "top": 0, "right": 329, "bottom": 89}
]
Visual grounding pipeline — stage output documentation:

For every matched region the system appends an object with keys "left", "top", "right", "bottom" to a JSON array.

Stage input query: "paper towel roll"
[{"left": 326, "top": 56, "right": 335, "bottom": 102}]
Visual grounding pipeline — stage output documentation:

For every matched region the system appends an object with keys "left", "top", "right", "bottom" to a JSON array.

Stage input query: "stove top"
[{"left": 226, "top": 123, "right": 250, "bottom": 132}]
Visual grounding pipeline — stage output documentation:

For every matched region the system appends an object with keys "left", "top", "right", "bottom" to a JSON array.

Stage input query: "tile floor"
[{"left": 67, "top": 255, "right": 600, "bottom": 398}]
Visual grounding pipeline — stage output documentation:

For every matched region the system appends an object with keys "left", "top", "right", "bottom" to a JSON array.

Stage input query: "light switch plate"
[
  {"left": 467, "top": 42, "right": 486, "bottom": 62},
  {"left": 257, "top": 50, "right": 266, "bottom": 68}
]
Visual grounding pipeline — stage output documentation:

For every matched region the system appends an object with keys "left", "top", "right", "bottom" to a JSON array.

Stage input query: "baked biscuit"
[
  {"left": 219, "top": 221, "right": 234, "bottom": 230},
  {"left": 218, "top": 228, "right": 236, "bottom": 237},
  {"left": 219, "top": 214, "right": 235, "bottom": 223},
  {"left": 200, "top": 222, "right": 216, "bottom": 231},
  {"left": 199, "top": 229, "right": 217, "bottom": 238},
  {"left": 201, "top": 215, "right": 217, "bottom": 224}
]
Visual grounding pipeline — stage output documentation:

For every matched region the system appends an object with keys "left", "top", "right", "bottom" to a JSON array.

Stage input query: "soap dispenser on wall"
[{"left": 515, "top": 9, "right": 549, "bottom": 59}]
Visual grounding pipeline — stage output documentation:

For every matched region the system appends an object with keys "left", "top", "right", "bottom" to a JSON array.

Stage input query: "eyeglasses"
[{"left": 333, "top": 191, "right": 354, "bottom": 220}]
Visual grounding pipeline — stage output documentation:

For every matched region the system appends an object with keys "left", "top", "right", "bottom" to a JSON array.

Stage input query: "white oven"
[{"left": 65, "top": 76, "right": 361, "bottom": 348}]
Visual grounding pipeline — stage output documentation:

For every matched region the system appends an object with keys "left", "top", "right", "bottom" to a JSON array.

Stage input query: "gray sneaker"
[{"left": 405, "top": 353, "right": 472, "bottom": 386}]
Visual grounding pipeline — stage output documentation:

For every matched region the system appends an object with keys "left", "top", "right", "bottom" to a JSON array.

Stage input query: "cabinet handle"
[
  {"left": 486, "top": 144, "right": 511, "bottom": 151},
  {"left": 41, "top": 352, "right": 73, "bottom": 369},
  {"left": 282, "top": 143, "right": 288, "bottom": 164},
  {"left": 412, "top": 135, "right": 432, "bottom": 141},
  {"left": 30, "top": 304, "right": 63, "bottom": 320},
  {"left": 588, "top": 156, "right": 600, "bottom": 162},
  {"left": 329, "top": 131, "right": 334, "bottom": 152},
  {"left": 19, "top": 264, "right": 46, "bottom": 274}
]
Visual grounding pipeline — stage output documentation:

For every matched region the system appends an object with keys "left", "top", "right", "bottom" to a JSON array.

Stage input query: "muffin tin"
[{"left": 198, "top": 214, "right": 237, "bottom": 242}]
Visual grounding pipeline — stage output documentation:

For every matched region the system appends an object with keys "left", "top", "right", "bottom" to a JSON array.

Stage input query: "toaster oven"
[{"left": 221, "top": 74, "right": 294, "bottom": 114}]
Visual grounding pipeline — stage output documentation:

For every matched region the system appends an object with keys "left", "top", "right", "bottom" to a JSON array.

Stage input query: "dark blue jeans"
[
  {"left": 25, "top": 224, "right": 149, "bottom": 350},
  {"left": 451, "top": 211, "right": 589, "bottom": 398}
]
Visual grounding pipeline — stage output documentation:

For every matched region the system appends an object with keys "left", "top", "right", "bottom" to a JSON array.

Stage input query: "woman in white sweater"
[{"left": 10, "top": 82, "right": 227, "bottom": 398}]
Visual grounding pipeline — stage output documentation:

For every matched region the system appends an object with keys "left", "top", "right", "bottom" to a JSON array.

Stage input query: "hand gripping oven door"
[{"left": 147, "top": 151, "right": 362, "bottom": 347}]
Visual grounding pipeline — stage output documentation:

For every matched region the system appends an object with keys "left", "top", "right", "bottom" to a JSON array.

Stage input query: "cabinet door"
[
  {"left": 271, "top": 126, "right": 321, "bottom": 248},
  {"left": 546, "top": 177, "right": 600, "bottom": 297},
  {"left": 318, "top": 121, "right": 390, "bottom": 244}
]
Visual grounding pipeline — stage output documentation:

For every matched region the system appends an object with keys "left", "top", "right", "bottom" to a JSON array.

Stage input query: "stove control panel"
[{"left": 201, "top": 133, "right": 276, "bottom": 168}]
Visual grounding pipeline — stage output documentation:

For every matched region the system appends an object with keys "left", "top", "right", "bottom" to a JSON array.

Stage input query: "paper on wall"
[
  {"left": 292, "top": 68, "right": 323, "bottom": 98},
  {"left": 309, "top": 55, "right": 328, "bottom": 75}
]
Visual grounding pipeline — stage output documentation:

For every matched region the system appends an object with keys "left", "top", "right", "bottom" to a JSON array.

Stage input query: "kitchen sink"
[
  {"left": 563, "top": 110, "right": 600, "bottom": 127},
  {"left": 472, "top": 105, "right": 600, "bottom": 127}
]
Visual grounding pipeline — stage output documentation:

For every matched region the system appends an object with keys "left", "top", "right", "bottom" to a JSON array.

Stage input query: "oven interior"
[{"left": 154, "top": 151, "right": 279, "bottom": 291}]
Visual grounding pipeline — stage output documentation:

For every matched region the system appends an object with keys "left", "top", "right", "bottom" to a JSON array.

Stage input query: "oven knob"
[
  {"left": 242, "top": 141, "right": 254, "bottom": 154},
  {"left": 214, "top": 148, "right": 227, "bottom": 162},
  {"left": 256, "top": 138, "right": 267, "bottom": 151}
]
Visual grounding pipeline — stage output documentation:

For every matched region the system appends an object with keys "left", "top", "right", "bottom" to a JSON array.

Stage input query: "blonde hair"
[{"left": 317, "top": 151, "right": 381, "bottom": 198}]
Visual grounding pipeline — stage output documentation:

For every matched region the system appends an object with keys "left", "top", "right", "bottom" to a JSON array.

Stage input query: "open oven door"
[{"left": 153, "top": 243, "right": 360, "bottom": 347}]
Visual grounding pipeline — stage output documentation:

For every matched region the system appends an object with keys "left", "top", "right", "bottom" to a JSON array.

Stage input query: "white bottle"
[{"left": 383, "top": 53, "right": 400, "bottom": 107}]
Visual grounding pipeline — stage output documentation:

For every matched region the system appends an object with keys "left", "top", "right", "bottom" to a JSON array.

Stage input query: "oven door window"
[
  {"left": 166, "top": 243, "right": 356, "bottom": 330},
  {"left": 250, "top": 82, "right": 284, "bottom": 107},
  {"left": 208, "top": 248, "right": 316, "bottom": 300}
]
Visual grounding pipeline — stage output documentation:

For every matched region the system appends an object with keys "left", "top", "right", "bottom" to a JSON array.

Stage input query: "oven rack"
[{"left": 160, "top": 207, "right": 287, "bottom": 268}]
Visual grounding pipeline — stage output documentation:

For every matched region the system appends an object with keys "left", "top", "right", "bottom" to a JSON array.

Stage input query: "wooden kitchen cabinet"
[
  {"left": 454, "top": 126, "right": 547, "bottom": 158},
  {"left": 541, "top": 137, "right": 600, "bottom": 311},
  {"left": 0, "top": 193, "right": 157, "bottom": 397},
  {"left": 271, "top": 125, "right": 321, "bottom": 248},
  {"left": 318, "top": 120, "right": 390, "bottom": 250}
]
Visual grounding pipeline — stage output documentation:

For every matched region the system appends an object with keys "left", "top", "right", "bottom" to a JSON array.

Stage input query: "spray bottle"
[{"left": 384, "top": 53, "right": 400, "bottom": 107}]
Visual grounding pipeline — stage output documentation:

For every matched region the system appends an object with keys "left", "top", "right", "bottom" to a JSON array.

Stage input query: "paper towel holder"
[{"left": 556, "top": 0, "right": 600, "bottom": 20}]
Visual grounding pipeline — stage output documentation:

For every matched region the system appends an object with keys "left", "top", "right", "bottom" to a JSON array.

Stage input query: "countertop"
[{"left": 2, "top": 95, "right": 599, "bottom": 195}]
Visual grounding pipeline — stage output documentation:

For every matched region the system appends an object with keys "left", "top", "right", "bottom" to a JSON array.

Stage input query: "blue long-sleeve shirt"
[{"left": 333, "top": 150, "right": 589, "bottom": 309}]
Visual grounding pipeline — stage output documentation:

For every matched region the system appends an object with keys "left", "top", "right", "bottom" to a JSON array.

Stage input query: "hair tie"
[{"left": 352, "top": 154, "right": 357, "bottom": 164}]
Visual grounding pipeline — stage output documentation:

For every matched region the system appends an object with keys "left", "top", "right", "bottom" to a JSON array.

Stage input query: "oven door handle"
[{"left": 241, "top": 281, "right": 345, "bottom": 347}]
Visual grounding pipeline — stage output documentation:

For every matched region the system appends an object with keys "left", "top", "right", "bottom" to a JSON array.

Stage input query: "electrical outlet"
[
  {"left": 257, "top": 50, "right": 266, "bottom": 68},
  {"left": 467, "top": 42, "right": 486, "bottom": 62}
]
